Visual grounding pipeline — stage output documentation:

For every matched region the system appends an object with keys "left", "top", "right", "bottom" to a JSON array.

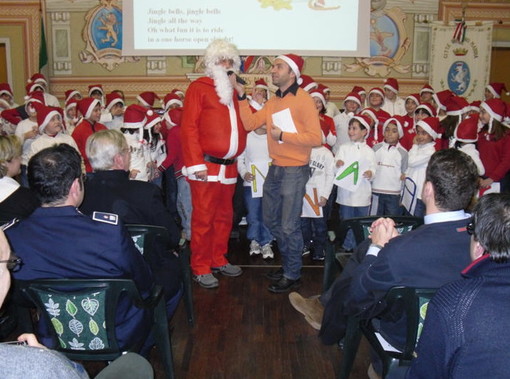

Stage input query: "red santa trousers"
[{"left": 189, "top": 180, "right": 235, "bottom": 275}]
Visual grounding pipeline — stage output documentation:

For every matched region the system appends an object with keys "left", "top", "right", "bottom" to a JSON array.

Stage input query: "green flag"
[{"left": 39, "top": 16, "right": 48, "bottom": 71}]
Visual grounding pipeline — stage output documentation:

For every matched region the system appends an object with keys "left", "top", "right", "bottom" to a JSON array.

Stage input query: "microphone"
[{"left": 227, "top": 71, "right": 246, "bottom": 85}]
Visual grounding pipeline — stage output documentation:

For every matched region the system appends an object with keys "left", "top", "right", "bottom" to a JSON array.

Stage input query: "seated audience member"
[
  {"left": 0, "top": 229, "right": 154, "bottom": 379},
  {"left": 4, "top": 144, "right": 155, "bottom": 351},
  {"left": 407, "top": 193, "right": 510, "bottom": 379},
  {"left": 290, "top": 150, "right": 479, "bottom": 363},
  {"left": 80, "top": 129, "right": 182, "bottom": 309},
  {"left": 0, "top": 135, "right": 39, "bottom": 220}
]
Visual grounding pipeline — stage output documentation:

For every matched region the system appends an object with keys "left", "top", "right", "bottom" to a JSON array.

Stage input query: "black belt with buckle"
[{"left": 204, "top": 154, "right": 236, "bottom": 165}]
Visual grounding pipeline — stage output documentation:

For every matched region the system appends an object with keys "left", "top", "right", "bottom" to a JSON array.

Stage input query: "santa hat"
[
  {"left": 318, "top": 83, "right": 330, "bottom": 94},
  {"left": 77, "top": 98, "right": 101, "bottom": 120},
  {"left": 88, "top": 84, "right": 104, "bottom": 97},
  {"left": 105, "top": 92, "right": 125, "bottom": 111},
  {"left": 383, "top": 116, "right": 405, "bottom": 138},
  {"left": 276, "top": 54, "right": 304, "bottom": 85},
  {"left": 360, "top": 107, "right": 379, "bottom": 127},
  {"left": 144, "top": 112, "right": 161, "bottom": 130},
  {"left": 24, "top": 91, "right": 46, "bottom": 114},
  {"left": 352, "top": 86, "right": 366, "bottom": 96},
  {"left": 164, "top": 107, "right": 183, "bottom": 127},
  {"left": 416, "top": 117, "right": 441, "bottom": 140},
  {"left": 123, "top": 104, "right": 152, "bottom": 129},
  {"left": 137, "top": 91, "right": 160, "bottom": 108},
  {"left": 486, "top": 82, "right": 509, "bottom": 99},
  {"left": 0, "top": 83, "right": 14, "bottom": 98},
  {"left": 368, "top": 87, "right": 385, "bottom": 105},
  {"left": 25, "top": 82, "right": 44, "bottom": 95},
  {"left": 432, "top": 90, "right": 453, "bottom": 111},
  {"left": 28, "top": 73, "right": 48, "bottom": 86},
  {"left": 254, "top": 79, "right": 269, "bottom": 91},
  {"left": 299, "top": 75, "right": 318, "bottom": 92},
  {"left": 65, "top": 98, "right": 78, "bottom": 113},
  {"left": 343, "top": 92, "right": 362, "bottom": 109},
  {"left": 420, "top": 84, "right": 435, "bottom": 95},
  {"left": 481, "top": 98, "right": 506, "bottom": 133},
  {"left": 163, "top": 93, "right": 183, "bottom": 111},
  {"left": 445, "top": 96, "right": 470, "bottom": 116},
  {"left": 351, "top": 114, "right": 372, "bottom": 131},
  {"left": 415, "top": 102, "right": 437, "bottom": 117},
  {"left": 469, "top": 100, "right": 481, "bottom": 113},
  {"left": 406, "top": 93, "right": 421, "bottom": 106},
  {"left": 454, "top": 116, "right": 478, "bottom": 143},
  {"left": 310, "top": 90, "right": 326, "bottom": 108},
  {"left": 171, "top": 88, "right": 185, "bottom": 98},
  {"left": 36, "top": 105, "right": 62, "bottom": 134},
  {"left": 383, "top": 78, "right": 399, "bottom": 94},
  {"left": 65, "top": 89, "right": 81, "bottom": 104}
]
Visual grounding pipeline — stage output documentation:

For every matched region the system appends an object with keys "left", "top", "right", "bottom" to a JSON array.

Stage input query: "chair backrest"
[
  {"left": 17, "top": 278, "right": 150, "bottom": 361},
  {"left": 340, "top": 216, "right": 424, "bottom": 245},
  {"left": 125, "top": 224, "right": 170, "bottom": 256}
]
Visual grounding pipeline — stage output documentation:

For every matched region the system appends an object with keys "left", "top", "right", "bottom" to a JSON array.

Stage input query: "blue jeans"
[
  {"left": 374, "top": 193, "right": 402, "bottom": 216},
  {"left": 339, "top": 205, "right": 370, "bottom": 250},
  {"left": 301, "top": 215, "right": 327, "bottom": 258},
  {"left": 263, "top": 165, "right": 310, "bottom": 280},
  {"left": 243, "top": 187, "right": 272, "bottom": 246},
  {"left": 176, "top": 177, "right": 192, "bottom": 240}
]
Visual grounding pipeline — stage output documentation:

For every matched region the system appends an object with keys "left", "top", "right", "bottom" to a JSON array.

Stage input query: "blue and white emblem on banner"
[{"left": 448, "top": 61, "right": 471, "bottom": 95}]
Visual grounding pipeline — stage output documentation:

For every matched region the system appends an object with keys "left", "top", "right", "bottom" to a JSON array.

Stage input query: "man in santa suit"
[{"left": 181, "top": 39, "right": 257, "bottom": 289}]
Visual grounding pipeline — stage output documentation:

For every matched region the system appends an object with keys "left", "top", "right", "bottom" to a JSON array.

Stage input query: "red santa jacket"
[{"left": 180, "top": 77, "right": 247, "bottom": 184}]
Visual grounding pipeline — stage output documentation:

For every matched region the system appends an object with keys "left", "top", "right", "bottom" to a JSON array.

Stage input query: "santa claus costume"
[{"left": 181, "top": 39, "right": 249, "bottom": 286}]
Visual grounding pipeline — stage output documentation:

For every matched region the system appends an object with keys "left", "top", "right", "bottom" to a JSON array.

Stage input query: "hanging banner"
[{"left": 429, "top": 21, "right": 493, "bottom": 102}]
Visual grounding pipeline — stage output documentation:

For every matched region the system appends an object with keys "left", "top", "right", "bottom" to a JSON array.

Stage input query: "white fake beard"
[{"left": 209, "top": 65, "right": 233, "bottom": 106}]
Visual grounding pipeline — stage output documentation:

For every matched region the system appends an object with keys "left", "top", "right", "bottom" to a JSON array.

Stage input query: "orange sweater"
[{"left": 239, "top": 88, "right": 322, "bottom": 166}]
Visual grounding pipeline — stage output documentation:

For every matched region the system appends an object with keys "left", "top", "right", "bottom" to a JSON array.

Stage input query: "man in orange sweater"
[{"left": 235, "top": 54, "right": 322, "bottom": 293}]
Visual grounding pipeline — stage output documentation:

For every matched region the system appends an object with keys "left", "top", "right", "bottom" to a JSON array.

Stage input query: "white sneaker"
[
  {"left": 249, "top": 240, "right": 262, "bottom": 256},
  {"left": 262, "top": 244, "right": 274, "bottom": 259}
]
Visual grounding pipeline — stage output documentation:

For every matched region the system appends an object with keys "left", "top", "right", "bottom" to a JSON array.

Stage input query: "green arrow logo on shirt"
[{"left": 336, "top": 161, "right": 359, "bottom": 185}]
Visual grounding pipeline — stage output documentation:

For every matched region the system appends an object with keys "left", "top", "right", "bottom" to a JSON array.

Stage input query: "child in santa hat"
[
  {"left": 14, "top": 92, "right": 45, "bottom": 186},
  {"left": 310, "top": 89, "right": 336, "bottom": 149},
  {"left": 334, "top": 114, "right": 376, "bottom": 251},
  {"left": 401, "top": 93, "right": 420, "bottom": 150},
  {"left": 120, "top": 104, "right": 153, "bottom": 182},
  {"left": 103, "top": 92, "right": 125, "bottom": 130},
  {"left": 478, "top": 99, "right": 510, "bottom": 192},
  {"left": 451, "top": 116, "right": 485, "bottom": 175},
  {"left": 402, "top": 116, "right": 440, "bottom": 216},
  {"left": 382, "top": 78, "right": 406, "bottom": 116},
  {"left": 28, "top": 105, "right": 81, "bottom": 162},
  {"left": 484, "top": 82, "right": 509, "bottom": 101},
  {"left": 72, "top": 97, "right": 107, "bottom": 173},
  {"left": 372, "top": 116, "right": 408, "bottom": 216},
  {"left": 63, "top": 99, "right": 79, "bottom": 135},
  {"left": 332, "top": 91, "right": 362, "bottom": 151},
  {"left": 420, "top": 84, "right": 435, "bottom": 104}
]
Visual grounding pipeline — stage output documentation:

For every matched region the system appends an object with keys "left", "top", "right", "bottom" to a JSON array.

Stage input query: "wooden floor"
[{"left": 85, "top": 227, "right": 372, "bottom": 378}]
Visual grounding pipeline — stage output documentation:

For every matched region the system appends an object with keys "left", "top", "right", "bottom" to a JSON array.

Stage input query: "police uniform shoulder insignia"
[
  {"left": 92, "top": 211, "right": 119, "bottom": 225},
  {"left": 0, "top": 218, "right": 19, "bottom": 231}
]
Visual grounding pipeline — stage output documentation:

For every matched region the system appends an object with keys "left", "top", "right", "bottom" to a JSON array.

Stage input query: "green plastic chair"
[
  {"left": 125, "top": 224, "right": 195, "bottom": 326},
  {"left": 339, "top": 286, "right": 437, "bottom": 379},
  {"left": 323, "top": 216, "right": 424, "bottom": 292},
  {"left": 17, "top": 278, "right": 175, "bottom": 379}
]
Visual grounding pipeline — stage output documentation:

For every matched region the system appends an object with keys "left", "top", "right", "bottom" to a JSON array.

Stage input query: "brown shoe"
[{"left": 288, "top": 292, "right": 324, "bottom": 330}]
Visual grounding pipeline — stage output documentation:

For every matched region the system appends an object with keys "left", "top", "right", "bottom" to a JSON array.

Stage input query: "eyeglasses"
[{"left": 0, "top": 253, "right": 22, "bottom": 271}]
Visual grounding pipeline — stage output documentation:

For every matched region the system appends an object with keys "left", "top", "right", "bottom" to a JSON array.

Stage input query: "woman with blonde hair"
[{"left": 0, "top": 135, "right": 39, "bottom": 221}]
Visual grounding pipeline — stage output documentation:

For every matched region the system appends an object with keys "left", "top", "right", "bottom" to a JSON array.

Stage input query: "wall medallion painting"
[
  {"left": 345, "top": 0, "right": 410, "bottom": 77},
  {"left": 79, "top": 0, "right": 139, "bottom": 71}
]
